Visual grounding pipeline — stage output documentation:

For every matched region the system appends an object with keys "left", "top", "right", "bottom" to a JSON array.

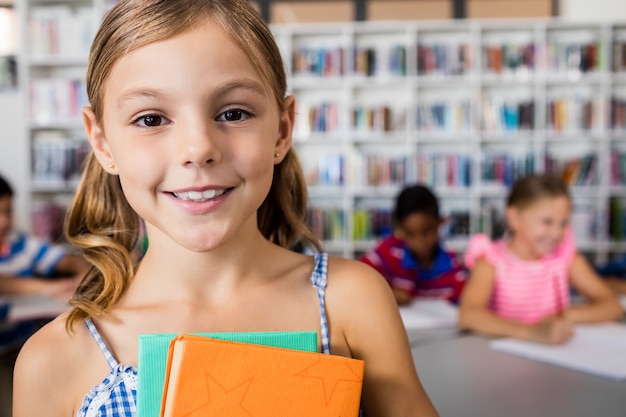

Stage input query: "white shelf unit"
[
  {"left": 272, "top": 19, "right": 626, "bottom": 262},
  {"left": 16, "top": 7, "right": 626, "bottom": 262},
  {"left": 17, "top": 0, "right": 116, "bottom": 241}
]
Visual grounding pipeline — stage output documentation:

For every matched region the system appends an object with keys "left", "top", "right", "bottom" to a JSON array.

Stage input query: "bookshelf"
[
  {"left": 271, "top": 19, "right": 626, "bottom": 262},
  {"left": 17, "top": 0, "right": 117, "bottom": 242},
  {"left": 16, "top": 6, "right": 626, "bottom": 263}
]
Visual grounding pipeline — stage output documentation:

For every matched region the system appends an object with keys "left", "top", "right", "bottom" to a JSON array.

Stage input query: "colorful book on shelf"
[
  {"left": 490, "top": 323, "right": 626, "bottom": 381},
  {"left": 159, "top": 334, "right": 364, "bottom": 417},
  {"left": 137, "top": 331, "right": 318, "bottom": 417}
]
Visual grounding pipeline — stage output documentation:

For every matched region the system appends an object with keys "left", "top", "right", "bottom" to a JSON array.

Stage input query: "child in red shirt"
[{"left": 360, "top": 184, "right": 467, "bottom": 304}]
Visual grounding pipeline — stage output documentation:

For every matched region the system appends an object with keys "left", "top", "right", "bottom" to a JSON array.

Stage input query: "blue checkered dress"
[{"left": 77, "top": 253, "right": 330, "bottom": 416}]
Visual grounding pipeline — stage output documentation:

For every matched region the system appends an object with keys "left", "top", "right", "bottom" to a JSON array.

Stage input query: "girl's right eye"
[{"left": 132, "top": 114, "right": 170, "bottom": 127}]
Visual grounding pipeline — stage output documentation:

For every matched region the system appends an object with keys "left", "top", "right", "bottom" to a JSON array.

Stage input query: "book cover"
[
  {"left": 160, "top": 334, "right": 364, "bottom": 417},
  {"left": 137, "top": 331, "right": 317, "bottom": 417}
]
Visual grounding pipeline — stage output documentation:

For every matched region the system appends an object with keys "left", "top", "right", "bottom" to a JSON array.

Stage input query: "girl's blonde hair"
[
  {"left": 65, "top": 0, "right": 320, "bottom": 329},
  {"left": 507, "top": 173, "right": 571, "bottom": 210}
]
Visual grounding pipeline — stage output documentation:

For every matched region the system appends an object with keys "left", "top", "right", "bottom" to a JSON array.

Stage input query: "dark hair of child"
[
  {"left": 393, "top": 184, "right": 440, "bottom": 224},
  {"left": 0, "top": 175, "right": 13, "bottom": 198},
  {"left": 0, "top": 176, "right": 13, "bottom": 198}
]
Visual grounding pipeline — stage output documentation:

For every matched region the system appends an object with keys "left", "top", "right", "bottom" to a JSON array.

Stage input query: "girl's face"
[
  {"left": 506, "top": 195, "right": 571, "bottom": 259},
  {"left": 84, "top": 20, "right": 293, "bottom": 252}
]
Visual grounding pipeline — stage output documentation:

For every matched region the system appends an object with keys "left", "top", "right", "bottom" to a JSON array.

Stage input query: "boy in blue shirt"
[
  {"left": 0, "top": 174, "right": 86, "bottom": 297},
  {"left": 360, "top": 184, "right": 467, "bottom": 305}
]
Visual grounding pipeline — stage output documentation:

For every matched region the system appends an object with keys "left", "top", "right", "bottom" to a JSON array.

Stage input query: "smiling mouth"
[{"left": 172, "top": 188, "right": 229, "bottom": 202}]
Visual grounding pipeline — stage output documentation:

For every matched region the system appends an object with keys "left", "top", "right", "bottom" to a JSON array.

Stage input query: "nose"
[{"left": 176, "top": 117, "right": 222, "bottom": 167}]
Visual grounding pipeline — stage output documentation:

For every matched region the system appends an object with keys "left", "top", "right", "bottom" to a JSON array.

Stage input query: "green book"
[{"left": 137, "top": 331, "right": 318, "bottom": 417}]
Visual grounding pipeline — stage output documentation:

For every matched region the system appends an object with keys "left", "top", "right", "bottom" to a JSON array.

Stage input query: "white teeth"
[{"left": 173, "top": 189, "right": 225, "bottom": 202}]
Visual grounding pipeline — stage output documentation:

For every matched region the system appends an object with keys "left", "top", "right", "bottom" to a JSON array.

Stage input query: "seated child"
[
  {"left": 0, "top": 174, "right": 87, "bottom": 297},
  {"left": 459, "top": 174, "right": 623, "bottom": 345},
  {"left": 360, "top": 184, "right": 467, "bottom": 305}
]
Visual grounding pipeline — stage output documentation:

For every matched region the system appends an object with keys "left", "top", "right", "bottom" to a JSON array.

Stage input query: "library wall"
[
  {"left": 467, "top": 0, "right": 552, "bottom": 18},
  {"left": 271, "top": 1, "right": 354, "bottom": 23},
  {"left": 367, "top": 1, "right": 451, "bottom": 21},
  {"left": 561, "top": 0, "right": 626, "bottom": 20}
]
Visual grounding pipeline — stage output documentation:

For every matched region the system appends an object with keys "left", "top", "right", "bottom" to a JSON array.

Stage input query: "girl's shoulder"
[
  {"left": 325, "top": 254, "right": 391, "bottom": 291},
  {"left": 464, "top": 233, "right": 501, "bottom": 269},
  {"left": 324, "top": 254, "right": 400, "bottom": 322},
  {"left": 14, "top": 313, "right": 97, "bottom": 414}
]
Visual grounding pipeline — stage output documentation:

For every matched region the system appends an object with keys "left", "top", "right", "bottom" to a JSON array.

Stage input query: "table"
[{"left": 412, "top": 333, "right": 626, "bottom": 417}]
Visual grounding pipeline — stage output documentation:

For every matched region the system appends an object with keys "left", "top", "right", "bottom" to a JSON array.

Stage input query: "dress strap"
[
  {"left": 310, "top": 253, "right": 330, "bottom": 354},
  {"left": 84, "top": 318, "right": 119, "bottom": 370}
]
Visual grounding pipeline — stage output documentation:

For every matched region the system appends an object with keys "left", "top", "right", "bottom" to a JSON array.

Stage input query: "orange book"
[{"left": 160, "top": 334, "right": 364, "bottom": 417}]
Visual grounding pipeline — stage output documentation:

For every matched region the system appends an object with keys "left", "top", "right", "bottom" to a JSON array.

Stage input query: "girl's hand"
[{"left": 529, "top": 315, "right": 574, "bottom": 345}]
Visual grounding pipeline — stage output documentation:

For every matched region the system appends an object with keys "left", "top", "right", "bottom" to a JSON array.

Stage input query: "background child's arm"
[
  {"left": 327, "top": 260, "right": 439, "bottom": 417},
  {"left": 566, "top": 253, "right": 624, "bottom": 323},
  {"left": 0, "top": 274, "right": 77, "bottom": 299},
  {"left": 458, "top": 259, "right": 572, "bottom": 344}
]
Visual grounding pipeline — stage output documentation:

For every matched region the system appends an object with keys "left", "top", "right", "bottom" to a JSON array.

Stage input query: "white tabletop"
[{"left": 411, "top": 334, "right": 626, "bottom": 417}]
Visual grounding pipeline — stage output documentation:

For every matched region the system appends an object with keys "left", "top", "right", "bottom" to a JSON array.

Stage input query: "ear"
[
  {"left": 83, "top": 107, "right": 116, "bottom": 174},
  {"left": 505, "top": 206, "right": 519, "bottom": 233},
  {"left": 273, "top": 95, "right": 295, "bottom": 164}
]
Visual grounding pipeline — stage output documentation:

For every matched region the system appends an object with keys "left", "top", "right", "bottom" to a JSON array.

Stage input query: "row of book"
[
  {"left": 295, "top": 98, "right": 626, "bottom": 134},
  {"left": 481, "top": 43, "right": 535, "bottom": 75},
  {"left": 610, "top": 97, "right": 626, "bottom": 129},
  {"left": 610, "top": 150, "right": 626, "bottom": 185},
  {"left": 31, "top": 201, "right": 66, "bottom": 242},
  {"left": 609, "top": 197, "right": 626, "bottom": 240},
  {"left": 307, "top": 153, "right": 473, "bottom": 188},
  {"left": 612, "top": 40, "right": 626, "bottom": 73},
  {"left": 416, "top": 100, "right": 473, "bottom": 133},
  {"left": 353, "top": 105, "right": 395, "bottom": 132},
  {"left": 31, "top": 132, "right": 90, "bottom": 187},
  {"left": 29, "top": 78, "right": 89, "bottom": 124},
  {"left": 417, "top": 43, "right": 472, "bottom": 76},
  {"left": 481, "top": 154, "right": 536, "bottom": 187},
  {"left": 547, "top": 97, "right": 600, "bottom": 132},
  {"left": 0, "top": 56, "right": 16, "bottom": 89},
  {"left": 481, "top": 98, "right": 535, "bottom": 132},
  {"left": 544, "top": 41, "right": 599, "bottom": 73},
  {"left": 307, "top": 207, "right": 346, "bottom": 241},
  {"left": 28, "top": 6, "right": 95, "bottom": 57},
  {"left": 309, "top": 206, "right": 471, "bottom": 242},
  {"left": 289, "top": 40, "right": 626, "bottom": 78},
  {"left": 557, "top": 154, "right": 598, "bottom": 186},
  {"left": 291, "top": 45, "right": 409, "bottom": 78},
  {"left": 307, "top": 151, "right": 609, "bottom": 189}
]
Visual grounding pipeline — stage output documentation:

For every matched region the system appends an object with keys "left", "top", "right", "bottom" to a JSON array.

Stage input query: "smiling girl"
[
  {"left": 12, "top": 1, "right": 439, "bottom": 416},
  {"left": 459, "top": 174, "right": 622, "bottom": 345}
]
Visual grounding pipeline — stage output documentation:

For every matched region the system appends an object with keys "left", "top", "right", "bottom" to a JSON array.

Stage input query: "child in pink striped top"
[{"left": 459, "top": 174, "right": 623, "bottom": 345}]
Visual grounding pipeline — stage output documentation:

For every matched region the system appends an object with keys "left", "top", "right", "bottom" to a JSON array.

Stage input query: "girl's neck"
[{"left": 505, "top": 236, "right": 541, "bottom": 261}]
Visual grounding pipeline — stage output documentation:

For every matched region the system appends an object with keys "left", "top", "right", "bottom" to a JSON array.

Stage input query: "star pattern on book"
[
  {"left": 182, "top": 373, "right": 254, "bottom": 417},
  {"left": 295, "top": 357, "right": 363, "bottom": 405}
]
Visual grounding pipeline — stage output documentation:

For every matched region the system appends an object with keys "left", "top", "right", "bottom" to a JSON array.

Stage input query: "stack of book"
[{"left": 137, "top": 331, "right": 364, "bottom": 417}]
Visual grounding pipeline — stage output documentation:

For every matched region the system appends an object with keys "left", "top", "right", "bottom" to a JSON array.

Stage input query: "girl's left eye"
[
  {"left": 217, "top": 109, "right": 251, "bottom": 122},
  {"left": 133, "top": 114, "right": 170, "bottom": 127}
]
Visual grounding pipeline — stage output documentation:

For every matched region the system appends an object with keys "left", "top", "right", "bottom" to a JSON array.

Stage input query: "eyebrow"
[
  {"left": 116, "top": 79, "right": 269, "bottom": 110},
  {"left": 116, "top": 88, "right": 171, "bottom": 109},
  {"left": 211, "top": 79, "right": 268, "bottom": 99}
]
